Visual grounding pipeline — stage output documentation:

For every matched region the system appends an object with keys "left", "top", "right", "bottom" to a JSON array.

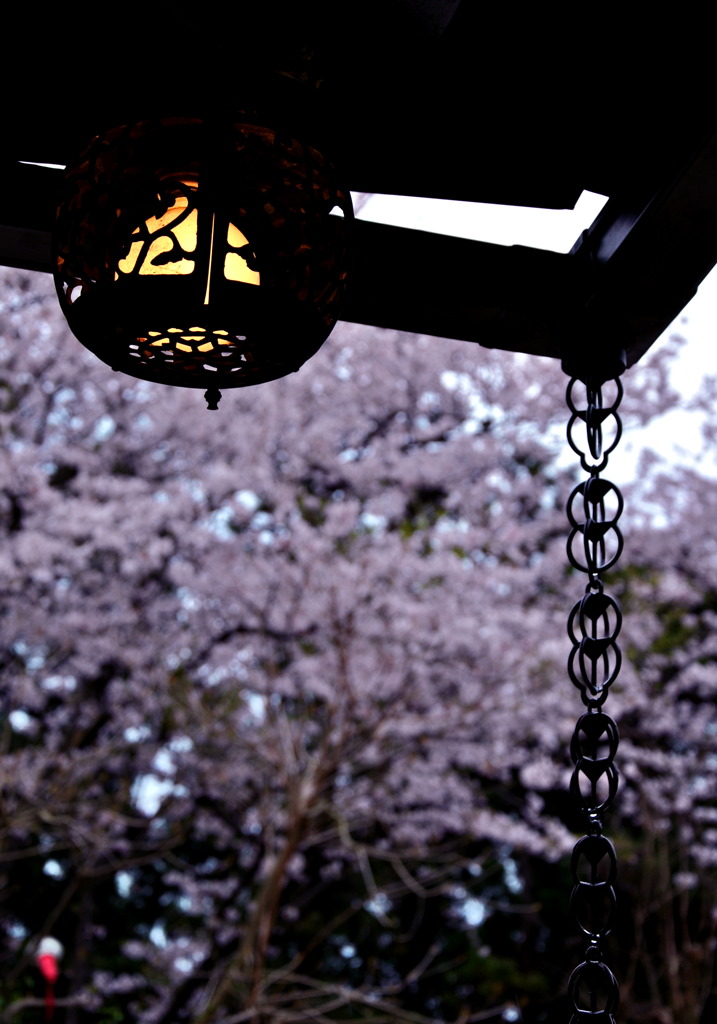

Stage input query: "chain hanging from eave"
[{"left": 565, "top": 371, "right": 624, "bottom": 1024}]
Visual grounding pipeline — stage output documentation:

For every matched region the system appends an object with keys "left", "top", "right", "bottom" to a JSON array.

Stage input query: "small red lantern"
[
  {"left": 35, "top": 936, "right": 63, "bottom": 1021},
  {"left": 54, "top": 117, "right": 353, "bottom": 407}
]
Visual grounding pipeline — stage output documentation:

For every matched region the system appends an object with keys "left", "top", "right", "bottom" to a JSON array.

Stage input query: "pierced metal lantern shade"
[{"left": 54, "top": 117, "right": 353, "bottom": 400}]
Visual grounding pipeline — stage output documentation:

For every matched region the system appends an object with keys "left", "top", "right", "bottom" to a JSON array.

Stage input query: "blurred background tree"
[{"left": 0, "top": 268, "right": 715, "bottom": 1022}]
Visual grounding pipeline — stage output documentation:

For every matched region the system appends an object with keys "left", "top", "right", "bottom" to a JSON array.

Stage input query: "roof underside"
[{"left": 1, "top": 2, "right": 716, "bottom": 372}]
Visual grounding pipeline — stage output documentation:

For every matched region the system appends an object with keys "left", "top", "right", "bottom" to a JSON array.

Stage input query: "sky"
[{"left": 355, "top": 191, "right": 717, "bottom": 483}]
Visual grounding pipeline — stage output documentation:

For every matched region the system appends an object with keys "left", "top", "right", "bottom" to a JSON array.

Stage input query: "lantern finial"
[{"left": 204, "top": 387, "right": 222, "bottom": 411}]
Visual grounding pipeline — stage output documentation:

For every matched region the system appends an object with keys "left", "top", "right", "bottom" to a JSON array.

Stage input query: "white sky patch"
[
  {"left": 149, "top": 923, "right": 168, "bottom": 948},
  {"left": 41, "top": 675, "right": 77, "bottom": 692},
  {"left": 124, "top": 725, "right": 151, "bottom": 743},
  {"left": 19, "top": 161, "right": 65, "bottom": 170},
  {"left": 608, "top": 271, "right": 717, "bottom": 486},
  {"left": 236, "top": 489, "right": 261, "bottom": 511},
  {"left": 355, "top": 190, "right": 608, "bottom": 253},
  {"left": 152, "top": 748, "right": 176, "bottom": 776},
  {"left": 461, "top": 897, "right": 488, "bottom": 927},
  {"left": 359, "top": 512, "right": 386, "bottom": 534},
  {"left": 365, "top": 892, "right": 392, "bottom": 918},
  {"left": 170, "top": 735, "right": 193, "bottom": 753},
  {"left": 132, "top": 775, "right": 175, "bottom": 817},
  {"left": 9, "top": 709, "right": 35, "bottom": 734},
  {"left": 116, "top": 871, "right": 134, "bottom": 897},
  {"left": 503, "top": 857, "right": 523, "bottom": 894},
  {"left": 206, "top": 506, "right": 234, "bottom": 541},
  {"left": 243, "top": 690, "right": 267, "bottom": 723},
  {"left": 178, "top": 587, "right": 200, "bottom": 612},
  {"left": 92, "top": 414, "right": 116, "bottom": 442},
  {"left": 43, "top": 859, "right": 64, "bottom": 879}
]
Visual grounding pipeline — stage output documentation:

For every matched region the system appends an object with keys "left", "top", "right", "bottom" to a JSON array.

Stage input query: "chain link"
[{"left": 565, "top": 376, "right": 624, "bottom": 1023}]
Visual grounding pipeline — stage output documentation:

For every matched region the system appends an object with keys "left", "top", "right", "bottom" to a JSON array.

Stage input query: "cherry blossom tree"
[{"left": 0, "top": 267, "right": 715, "bottom": 1023}]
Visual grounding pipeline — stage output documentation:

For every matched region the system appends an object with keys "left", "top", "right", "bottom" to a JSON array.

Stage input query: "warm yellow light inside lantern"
[
  {"left": 147, "top": 327, "right": 238, "bottom": 353},
  {"left": 225, "top": 222, "right": 261, "bottom": 286},
  {"left": 117, "top": 242, "right": 143, "bottom": 276},
  {"left": 115, "top": 178, "right": 261, "bottom": 288},
  {"left": 139, "top": 210, "right": 197, "bottom": 276},
  {"left": 116, "top": 189, "right": 197, "bottom": 277}
]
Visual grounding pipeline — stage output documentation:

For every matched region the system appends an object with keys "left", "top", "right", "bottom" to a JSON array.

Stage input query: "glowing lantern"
[
  {"left": 35, "top": 936, "right": 63, "bottom": 1021},
  {"left": 54, "top": 117, "right": 353, "bottom": 407}
]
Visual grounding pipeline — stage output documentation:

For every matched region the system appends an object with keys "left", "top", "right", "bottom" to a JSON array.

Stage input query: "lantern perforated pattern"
[{"left": 54, "top": 118, "right": 353, "bottom": 390}]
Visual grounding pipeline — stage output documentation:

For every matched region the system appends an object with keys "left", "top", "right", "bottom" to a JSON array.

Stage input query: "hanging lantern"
[
  {"left": 35, "top": 936, "right": 63, "bottom": 1021},
  {"left": 54, "top": 117, "right": 353, "bottom": 407}
]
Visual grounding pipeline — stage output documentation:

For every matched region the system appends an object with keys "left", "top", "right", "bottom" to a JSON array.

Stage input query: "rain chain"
[{"left": 565, "top": 374, "right": 624, "bottom": 1023}]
